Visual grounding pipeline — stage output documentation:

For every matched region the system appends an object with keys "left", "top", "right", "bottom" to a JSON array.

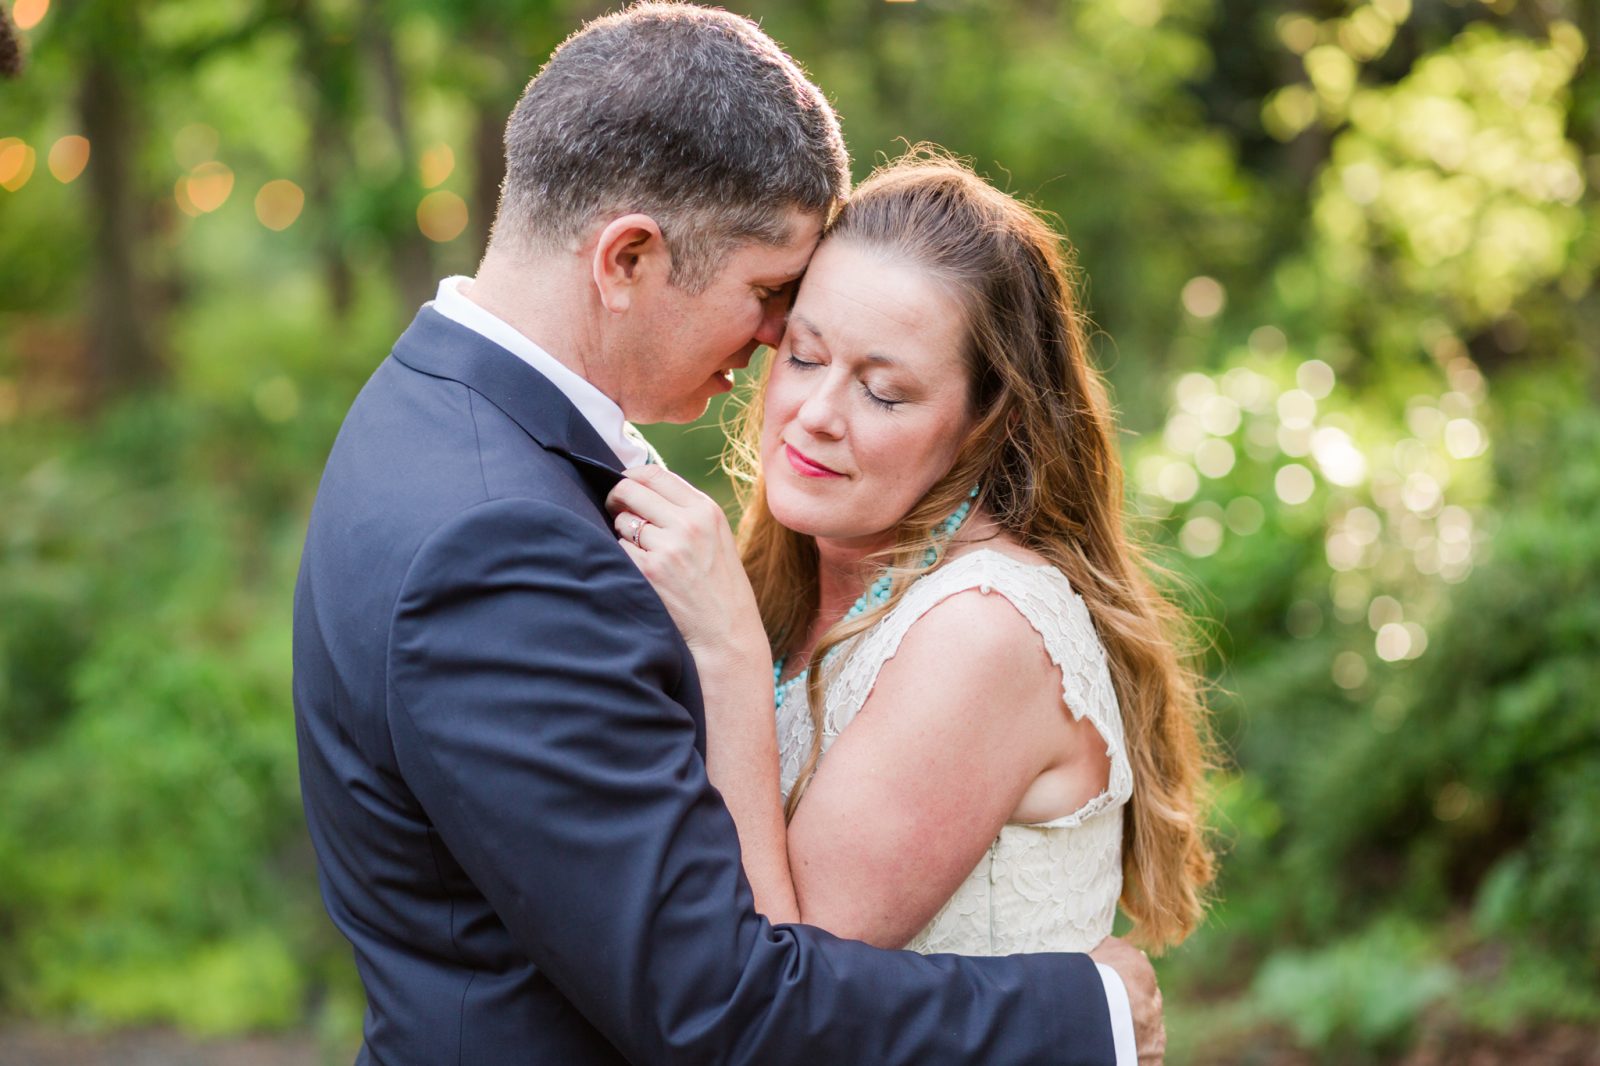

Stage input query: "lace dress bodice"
[{"left": 776, "top": 549, "right": 1131, "bottom": 955}]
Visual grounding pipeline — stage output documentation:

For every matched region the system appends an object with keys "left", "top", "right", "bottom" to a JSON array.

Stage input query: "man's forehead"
[{"left": 753, "top": 212, "right": 825, "bottom": 279}]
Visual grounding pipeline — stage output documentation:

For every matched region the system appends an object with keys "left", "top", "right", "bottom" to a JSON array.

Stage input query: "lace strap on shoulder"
[{"left": 820, "top": 552, "right": 1133, "bottom": 814}]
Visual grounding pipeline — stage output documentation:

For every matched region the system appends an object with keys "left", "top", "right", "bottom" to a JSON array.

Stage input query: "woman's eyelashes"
[
  {"left": 786, "top": 351, "right": 903, "bottom": 411},
  {"left": 861, "top": 382, "right": 902, "bottom": 410}
]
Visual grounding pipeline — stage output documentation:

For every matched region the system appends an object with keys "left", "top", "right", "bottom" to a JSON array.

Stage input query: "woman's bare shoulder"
[{"left": 946, "top": 531, "right": 1053, "bottom": 570}]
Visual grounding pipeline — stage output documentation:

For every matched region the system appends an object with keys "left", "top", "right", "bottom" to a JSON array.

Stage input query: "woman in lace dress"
[{"left": 607, "top": 153, "right": 1213, "bottom": 958}]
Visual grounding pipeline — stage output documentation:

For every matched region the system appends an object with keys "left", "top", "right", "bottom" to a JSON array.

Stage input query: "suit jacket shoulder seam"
[{"left": 465, "top": 388, "right": 492, "bottom": 500}]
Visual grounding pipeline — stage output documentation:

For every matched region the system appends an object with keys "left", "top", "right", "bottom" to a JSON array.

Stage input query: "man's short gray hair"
[{"left": 495, "top": 2, "right": 850, "bottom": 292}]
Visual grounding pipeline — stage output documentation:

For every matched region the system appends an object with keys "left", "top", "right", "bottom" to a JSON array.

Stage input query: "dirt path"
[{"left": 0, "top": 1027, "right": 327, "bottom": 1066}]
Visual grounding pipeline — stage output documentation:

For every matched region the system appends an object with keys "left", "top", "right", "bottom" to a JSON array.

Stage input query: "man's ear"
[{"left": 591, "top": 214, "right": 670, "bottom": 314}]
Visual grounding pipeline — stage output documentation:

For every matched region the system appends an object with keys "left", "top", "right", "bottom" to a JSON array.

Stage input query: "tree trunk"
[
  {"left": 78, "top": 13, "right": 162, "bottom": 400},
  {"left": 362, "top": 0, "right": 435, "bottom": 311},
  {"left": 286, "top": 0, "right": 355, "bottom": 316},
  {"left": 470, "top": 99, "right": 504, "bottom": 252}
]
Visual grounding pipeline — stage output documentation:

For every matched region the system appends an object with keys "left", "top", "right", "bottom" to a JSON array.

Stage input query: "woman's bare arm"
[{"left": 606, "top": 468, "right": 1109, "bottom": 945}]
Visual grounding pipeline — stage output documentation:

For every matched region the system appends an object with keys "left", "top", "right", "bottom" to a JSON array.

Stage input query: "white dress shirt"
[
  {"left": 425, "top": 274, "right": 1136, "bottom": 1065},
  {"left": 428, "top": 276, "right": 653, "bottom": 468}
]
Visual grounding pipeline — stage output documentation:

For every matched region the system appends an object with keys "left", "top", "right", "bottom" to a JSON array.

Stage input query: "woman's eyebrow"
[
  {"left": 791, "top": 314, "right": 905, "bottom": 367},
  {"left": 791, "top": 314, "right": 825, "bottom": 341}
]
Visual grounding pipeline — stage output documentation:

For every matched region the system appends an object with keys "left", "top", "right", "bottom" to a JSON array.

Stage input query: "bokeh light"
[
  {"left": 1401, "top": 472, "right": 1442, "bottom": 514},
  {"left": 1175, "top": 372, "right": 1216, "bottom": 412},
  {"left": 420, "top": 144, "right": 455, "bottom": 189},
  {"left": 175, "top": 176, "right": 200, "bottom": 218},
  {"left": 13, "top": 0, "right": 48, "bottom": 31},
  {"left": 185, "top": 162, "right": 235, "bottom": 214},
  {"left": 1326, "top": 530, "right": 1362, "bottom": 571},
  {"left": 1311, "top": 426, "right": 1367, "bottom": 486},
  {"left": 1276, "top": 13, "right": 1318, "bottom": 55},
  {"left": 1275, "top": 463, "right": 1316, "bottom": 505},
  {"left": 1156, "top": 461, "right": 1200, "bottom": 503},
  {"left": 1375, "top": 621, "right": 1411, "bottom": 661},
  {"left": 1199, "top": 395, "right": 1242, "bottom": 436},
  {"left": 1277, "top": 389, "right": 1318, "bottom": 429},
  {"left": 1367, "top": 595, "right": 1403, "bottom": 630},
  {"left": 1195, "top": 438, "right": 1237, "bottom": 479},
  {"left": 1444, "top": 417, "right": 1485, "bottom": 458},
  {"left": 418, "top": 190, "right": 469, "bottom": 242},
  {"left": 1296, "top": 359, "right": 1336, "bottom": 398},
  {"left": 1277, "top": 423, "right": 1312, "bottom": 457},
  {"left": 47, "top": 135, "right": 90, "bottom": 183},
  {"left": 1225, "top": 496, "right": 1265, "bottom": 535},
  {"left": 1221, "top": 367, "right": 1262, "bottom": 405},
  {"left": 1180, "top": 515, "right": 1224, "bottom": 557},
  {"left": 0, "top": 138, "right": 36, "bottom": 191},
  {"left": 255, "top": 179, "right": 306, "bottom": 231},
  {"left": 1163, "top": 412, "right": 1205, "bottom": 454},
  {"left": 1333, "top": 650, "right": 1368, "bottom": 689},
  {"left": 254, "top": 377, "right": 301, "bottom": 422},
  {"left": 1181, "top": 276, "right": 1226, "bottom": 318}
]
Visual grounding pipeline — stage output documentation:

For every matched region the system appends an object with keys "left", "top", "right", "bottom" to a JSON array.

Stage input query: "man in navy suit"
[{"left": 294, "top": 4, "right": 1160, "bottom": 1063}]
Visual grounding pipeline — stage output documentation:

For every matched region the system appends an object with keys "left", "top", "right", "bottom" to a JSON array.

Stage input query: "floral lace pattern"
[{"left": 776, "top": 549, "right": 1131, "bottom": 955}]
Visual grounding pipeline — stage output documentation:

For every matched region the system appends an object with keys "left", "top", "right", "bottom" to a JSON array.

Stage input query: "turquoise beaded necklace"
[{"left": 773, "top": 485, "right": 979, "bottom": 710}]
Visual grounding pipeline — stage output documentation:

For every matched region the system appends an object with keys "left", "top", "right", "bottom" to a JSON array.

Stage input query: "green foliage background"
[{"left": 2, "top": 0, "right": 1597, "bottom": 1060}]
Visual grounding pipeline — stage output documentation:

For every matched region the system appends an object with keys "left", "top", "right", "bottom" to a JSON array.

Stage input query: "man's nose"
[{"left": 754, "top": 297, "right": 787, "bottom": 350}]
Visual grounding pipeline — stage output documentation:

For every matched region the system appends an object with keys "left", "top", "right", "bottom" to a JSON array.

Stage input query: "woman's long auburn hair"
[{"left": 726, "top": 149, "right": 1216, "bottom": 952}]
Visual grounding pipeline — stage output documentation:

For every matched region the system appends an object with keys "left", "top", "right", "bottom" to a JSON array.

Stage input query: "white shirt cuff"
[{"left": 1094, "top": 962, "right": 1137, "bottom": 1066}]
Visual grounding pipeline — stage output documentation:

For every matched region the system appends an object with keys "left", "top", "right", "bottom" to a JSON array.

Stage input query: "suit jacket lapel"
[{"left": 390, "top": 307, "right": 625, "bottom": 498}]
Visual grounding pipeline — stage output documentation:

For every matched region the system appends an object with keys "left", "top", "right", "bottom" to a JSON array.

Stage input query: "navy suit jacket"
[{"left": 293, "top": 307, "right": 1117, "bottom": 1065}]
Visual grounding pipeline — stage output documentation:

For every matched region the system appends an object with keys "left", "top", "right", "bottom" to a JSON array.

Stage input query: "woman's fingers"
[
  {"left": 617, "top": 536, "right": 648, "bottom": 567},
  {"left": 607, "top": 468, "right": 727, "bottom": 544},
  {"left": 621, "top": 463, "right": 701, "bottom": 506},
  {"left": 612, "top": 509, "right": 652, "bottom": 549},
  {"left": 605, "top": 476, "right": 678, "bottom": 529}
]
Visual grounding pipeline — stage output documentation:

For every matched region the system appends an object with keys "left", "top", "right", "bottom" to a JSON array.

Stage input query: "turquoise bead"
[{"left": 772, "top": 485, "right": 979, "bottom": 707}]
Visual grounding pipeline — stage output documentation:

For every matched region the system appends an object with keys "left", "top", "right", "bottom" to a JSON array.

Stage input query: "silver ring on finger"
[{"left": 628, "top": 514, "right": 648, "bottom": 547}]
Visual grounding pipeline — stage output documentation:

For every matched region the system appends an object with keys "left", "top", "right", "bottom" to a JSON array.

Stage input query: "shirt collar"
[{"left": 427, "top": 275, "right": 651, "bottom": 468}]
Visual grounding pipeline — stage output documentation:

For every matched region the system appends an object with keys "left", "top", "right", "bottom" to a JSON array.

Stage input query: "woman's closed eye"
[
  {"left": 788, "top": 352, "right": 903, "bottom": 410},
  {"left": 861, "top": 381, "right": 902, "bottom": 410}
]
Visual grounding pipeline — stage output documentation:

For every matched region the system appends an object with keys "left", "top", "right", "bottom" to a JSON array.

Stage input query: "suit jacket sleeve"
[{"left": 387, "top": 496, "right": 1117, "bottom": 1066}]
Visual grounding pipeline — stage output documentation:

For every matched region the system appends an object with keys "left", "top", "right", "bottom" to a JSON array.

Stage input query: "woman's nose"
[{"left": 796, "top": 377, "right": 846, "bottom": 439}]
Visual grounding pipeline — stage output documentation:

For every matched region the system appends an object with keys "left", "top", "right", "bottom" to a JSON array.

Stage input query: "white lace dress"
[{"left": 776, "top": 549, "right": 1132, "bottom": 955}]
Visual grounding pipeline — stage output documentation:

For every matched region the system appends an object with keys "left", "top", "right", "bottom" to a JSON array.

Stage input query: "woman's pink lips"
[{"left": 785, "top": 443, "right": 844, "bottom": 478}]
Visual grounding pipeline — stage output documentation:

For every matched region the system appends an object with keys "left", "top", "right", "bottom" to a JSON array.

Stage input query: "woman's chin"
[
  {"left": 767, "top": 496, "right": 842, "bottom": 540},
  {"left": 766, "top": 500, "right": 824, "bottom": 538}
]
